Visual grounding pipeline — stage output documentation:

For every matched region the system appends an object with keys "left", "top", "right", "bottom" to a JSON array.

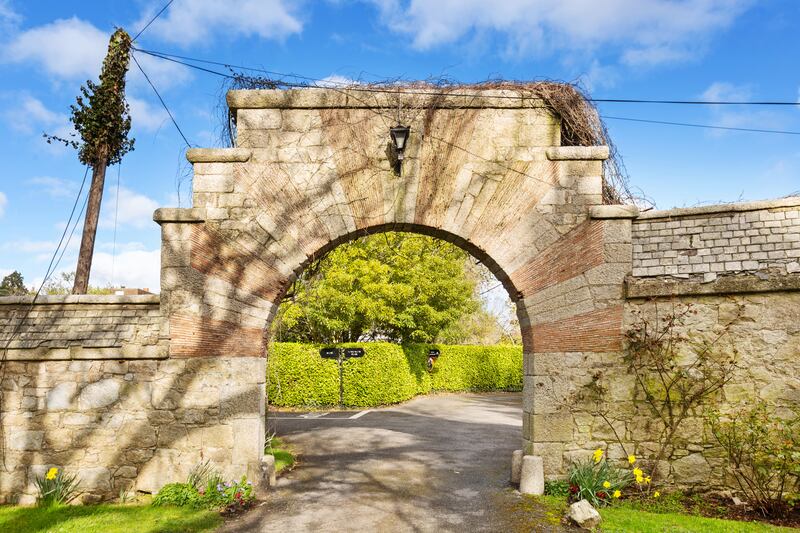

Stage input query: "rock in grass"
[{"left": 567, "top": 499, "right": 601, "bottom": 530}]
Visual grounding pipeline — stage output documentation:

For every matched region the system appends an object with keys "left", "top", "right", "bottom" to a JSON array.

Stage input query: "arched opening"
[{"left": 260, "top": 226, "right": 529, "bottom": 528}]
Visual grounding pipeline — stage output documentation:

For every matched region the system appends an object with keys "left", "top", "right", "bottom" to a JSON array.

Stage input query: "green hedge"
[{"left": 267, "top": 342, "right": 522, "bottom": 407}]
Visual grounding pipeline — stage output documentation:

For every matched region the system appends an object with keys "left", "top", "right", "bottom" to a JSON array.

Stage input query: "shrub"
[
  {"left": 544, "top": 479, "right": 571, "bottom": 498},
  {"left": 708, "top": 402, "right": 800, "bottom": 516},
  {"left": 267, "top": 342, "right": 522, "bottom": 407},
  {"left": 568, "top": 450, "right": 632, "bottom": 507},
  {"left": 152, "top": 483, "right": 205, "bottom": 509},
  {"left": 35, "top": 467, "right": 81, "bottom": 507}
]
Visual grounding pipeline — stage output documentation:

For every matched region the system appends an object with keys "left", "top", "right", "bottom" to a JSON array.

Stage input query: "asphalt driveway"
[{"left": 221, "top": 392, "right": 568, "bottom": 533}]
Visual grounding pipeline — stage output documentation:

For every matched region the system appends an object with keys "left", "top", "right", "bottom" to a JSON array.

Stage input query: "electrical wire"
[
  {"left": 135, "top": 48, "right": 800, "bottom": 136},
  {"left": 601, "top": 115, "right": 800, "bottom": 136},
  {"left": 133, "top": 47, "right": 800, "bottom": 107},
  {"left": 131, "top": 52, "right": 193, "bottom": 147},
  {"left": 132, "top": 0, "right": 175, "bottom": 42}
]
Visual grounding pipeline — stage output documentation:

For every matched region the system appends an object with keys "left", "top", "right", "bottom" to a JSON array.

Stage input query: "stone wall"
[
  {"left": 631, "top": 198, "right": 800, "bottom": 281},
  {"left": 0, "top": 357, "right": 264, "bottom": 504},
  {"left": 530, "top": 199, "right": 800, "bottom": 487},
  {"left": 0, "top": 295, "right": 167, "bottom": 360}
]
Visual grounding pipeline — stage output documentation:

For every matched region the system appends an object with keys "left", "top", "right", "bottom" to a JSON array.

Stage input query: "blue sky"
[{"left": 0, "top": 0, "right": 798, "bottom": 293}]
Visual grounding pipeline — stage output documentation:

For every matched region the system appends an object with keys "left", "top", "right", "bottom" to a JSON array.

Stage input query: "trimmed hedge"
[{"left": 267, "top": 342, "right": 522, "bottom": 407}]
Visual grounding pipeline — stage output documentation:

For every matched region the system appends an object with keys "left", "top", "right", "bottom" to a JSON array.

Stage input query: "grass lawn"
[
  {"left": 537, "top": 495, "right": 796, "bottom": 532},
  {"left": 0, "top": 504, "right": 222, "bottom": 533},
  {"left": 266, "top": 436, "right": 296, "bottom": 473}
]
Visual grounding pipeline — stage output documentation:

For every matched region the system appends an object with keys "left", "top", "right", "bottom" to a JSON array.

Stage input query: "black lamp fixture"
[{"left": 389, "top": 125, "right": 410, "bottom": 174}]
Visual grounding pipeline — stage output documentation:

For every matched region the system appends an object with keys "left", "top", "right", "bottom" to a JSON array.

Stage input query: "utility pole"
[{"left": 55, "top": 29, "right": 135, "bottom": 294}]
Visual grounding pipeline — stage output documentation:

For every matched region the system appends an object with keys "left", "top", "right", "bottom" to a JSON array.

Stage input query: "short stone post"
[
  {"left": 511, "top": 450, "right": 523, "bottom": 485},
  {"left": 261, "top": 455, "right": 276, "bottom": 489},
  {"left": 519, "top": 455, "right": 544, "bottom": 495}
]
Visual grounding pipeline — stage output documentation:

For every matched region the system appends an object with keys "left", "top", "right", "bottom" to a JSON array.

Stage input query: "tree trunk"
[{"left": 72, "top": 156, "right": 108, "bottom": 294}]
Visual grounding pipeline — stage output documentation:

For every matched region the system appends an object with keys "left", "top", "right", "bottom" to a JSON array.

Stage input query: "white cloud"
[
  {"left": 101, "top": 185, "right": 160, "bottom": 229},
  {"left": 371, "top": 0, "right": 750, "bottom": 66},
  {"left": 4, "top": 17, "right": 106, "bottom": 79},
  {"left": 30, "top": 176, "right": 79, "bottom": 199},
  {"left": 2, "top": 17, "right": 189, "bottom": 88},
  {"left": 128, "top": 96, "right": 169, "bottom": 132},
  {"left": 90, "top": 248, "right": 161, "bottom": 292},
  {"left": 7, "top": 95, "right": 68, "bottom": 135},
  {"left": 136, "top": 0, "right": 303, "bottom": 47},
  {"left": 0, "top": 0, "right": 20, "bottom": 31},
  {"left": 0, "top": 191, "right": 6, "bottom": 217}
]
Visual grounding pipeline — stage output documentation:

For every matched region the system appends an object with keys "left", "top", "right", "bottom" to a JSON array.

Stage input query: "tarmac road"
[{"left": 220, "top": 392, "right": 570, "bottom": 533}]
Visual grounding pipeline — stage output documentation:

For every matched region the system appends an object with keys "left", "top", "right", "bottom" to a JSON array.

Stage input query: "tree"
[
  {"left": 0, "top": 271, "right": 27, "bottom": 296},
  {"left": 273, "top": 233, "right": 481, "bottom": 344},
  {"left": 46, "top": 29, "right": 135, "bottom": 294}
]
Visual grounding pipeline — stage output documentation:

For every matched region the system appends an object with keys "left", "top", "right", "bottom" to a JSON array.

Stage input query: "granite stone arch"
[{"left": 152, "top": 88, "right": 635, "bottom": 488}]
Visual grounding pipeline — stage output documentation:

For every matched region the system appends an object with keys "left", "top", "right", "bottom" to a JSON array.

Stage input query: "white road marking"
[{"left": 349, "top": 410, "right": 372, "bottom": 419}]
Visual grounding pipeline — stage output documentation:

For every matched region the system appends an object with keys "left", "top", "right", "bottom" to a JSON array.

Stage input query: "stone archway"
[{"left": 153, "top": 87, "right": 636, "bottom": 486}]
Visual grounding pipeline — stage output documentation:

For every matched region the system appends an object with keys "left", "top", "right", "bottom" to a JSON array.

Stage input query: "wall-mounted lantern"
[{"left": 390, "top": 125, "right": 410, "bottom": 174}]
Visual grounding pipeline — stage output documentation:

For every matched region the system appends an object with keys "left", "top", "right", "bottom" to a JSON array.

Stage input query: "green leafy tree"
[
  {"left": 0, "top": 271, "right": 28, "bottom": 296},
  {"left": 274, "top": 233, "right": 480, "bottom": 344}
]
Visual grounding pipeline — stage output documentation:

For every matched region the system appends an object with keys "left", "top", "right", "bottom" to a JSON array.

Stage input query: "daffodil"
[
  {"left": 46, "top": 467, "right": 58, "bottom": 480},
  {"left": 654, "top": 491, "right": 661, "bottom": 498},
  {"left": 632, "top": 467, "right": 643, "bottom": 477},
  {"left": 628, "top": 455, "right": 636, "bottom": 464},
  {"left": 644, "top": 476, "right": 652, "bottom": 484},
  {"left": 592, "top": 448, "right": 604, "bottom": 463},
  {"left": 613, "top": 490, "right": 621, "bottom": 498},
  {"left": 602, "top": 481, "right": 611, "bottom": 489}
]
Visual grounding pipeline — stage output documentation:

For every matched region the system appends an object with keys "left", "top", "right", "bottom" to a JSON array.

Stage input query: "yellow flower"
[
  {"left": 654, "top": 491, "right": 661, "bottom": 498},
  {"left": 632, "top": 467, "right": 643, "bottom": 478},
  {"left": 602, "top": 481, "right": 611, "bottom": 489},
  {"left": 592, "top": 449, "right": 604, "bottom": 463},
  {"left": 628, "top": 455, "right": 636, "bottom": 464},
  {"left": 613, "top": 490, "right": 621, "bottom": 498},
  {"left": 46, "top": 467, "right": 58, "bottom": 480},
  {"left": 645, "top": 476, "right": 652, "bottom": 484}
]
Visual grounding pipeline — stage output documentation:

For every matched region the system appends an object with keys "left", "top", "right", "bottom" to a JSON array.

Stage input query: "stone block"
[
  {"left": 511, "top": 449, "right": 523, "bottom": 485},
  {"left": 519, "top": 455, "right": 544, "bottom": 495},
  {"left": 261, "top": 455, "right": 276, "bottom": 489},
  {"left": 567, "top": 499, "right": 601, "bottom": 529},
  {"left": 78, "top": 379, "right": 121, "bottom": 410},
  {"left": 8, "top": 431, "right": 44, "bottom": 451}
]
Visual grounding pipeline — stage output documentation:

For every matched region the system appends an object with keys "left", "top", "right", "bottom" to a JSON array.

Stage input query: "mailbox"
[
  {"left": 344, "top": 347, "right": 365, "bottom": 358},
  {"left": 320, "top": 347, "right": 340, "bottom": 359}
]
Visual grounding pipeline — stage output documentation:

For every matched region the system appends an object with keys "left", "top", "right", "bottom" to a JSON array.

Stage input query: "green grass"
[
  {"left": 536, "top": 495, "right": 795, "bottom": 532},
  {"left": 266, "top": 436, "right": 296, "bottom": 473},
  {"left": 0, "top": 503, "right": 222, "bottom": 533}
]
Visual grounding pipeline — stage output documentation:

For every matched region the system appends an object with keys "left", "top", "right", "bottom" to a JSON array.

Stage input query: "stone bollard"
[
  {"left": 261, "top": 455, "right": 277, "bottom": 489},
  {"left": 519, "top": 455, "right": 544, "bottom": 495},
  {"left": 511, "top": 449, "right": 523, "bottom": 485}
]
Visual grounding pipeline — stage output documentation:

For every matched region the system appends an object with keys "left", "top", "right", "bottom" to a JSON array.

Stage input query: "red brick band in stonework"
[
  {"left": 510, "top": 219, "right": 605, "bottom": 297},
  {"left": 526, "top": 305, "right": 623, "bottom": 353},
  {"left": 170, "top": 313, "right": 264, "bottom": 357}
]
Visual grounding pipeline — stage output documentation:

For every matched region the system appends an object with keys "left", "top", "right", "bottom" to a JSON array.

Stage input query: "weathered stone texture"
[
  {"left": 0, "top": 295, "right": 166, "bottom": 360},
  {"left": 0, "top": 357, "right": 265, "bottom": 503},
  {"left": 632, "top": 200, "right": 800, "bottom": 280}
]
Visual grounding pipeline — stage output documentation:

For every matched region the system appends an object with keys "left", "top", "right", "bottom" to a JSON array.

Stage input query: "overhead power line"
[
  {"left": 133, "top": 48, "right": 800, "bottom": 107},
  {"left": 601, "top": 115, "right": 800, "bottom": 136},
  {"left": 131, "top": 52, "right": 193, "bottom": 147},
  {"left": 133, "top": 0, "right": 175, "bottom": 41},
  {"left": 134, "top": 48, "right": 800, "bottom": 137}
]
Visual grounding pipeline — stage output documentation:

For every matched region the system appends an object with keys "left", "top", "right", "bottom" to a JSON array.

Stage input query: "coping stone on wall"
[
  {"left": 186, "top": 148, "right": 251, "bottom": 163},
  {"left": 636, "top": 196, "right": 800, "bottom": 220}
]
